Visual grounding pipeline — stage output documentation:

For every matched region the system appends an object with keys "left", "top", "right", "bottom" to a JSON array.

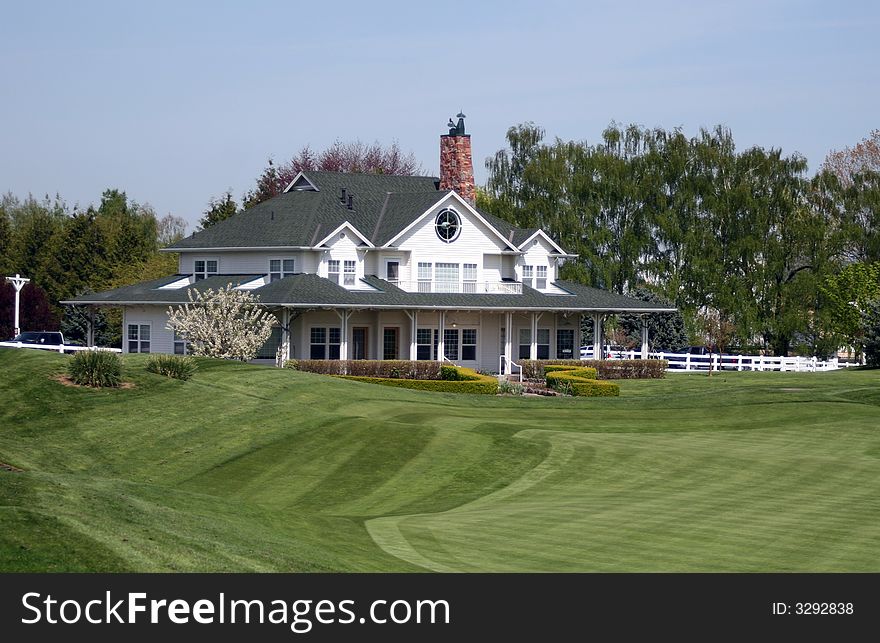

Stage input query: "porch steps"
[{"left": 498, "top": 374, "right": 561, "bottom": 396}]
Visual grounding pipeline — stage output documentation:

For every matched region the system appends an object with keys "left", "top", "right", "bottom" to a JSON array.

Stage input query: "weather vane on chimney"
[{"left": 447, "top": 112, "right": 466, "bottom": 136}]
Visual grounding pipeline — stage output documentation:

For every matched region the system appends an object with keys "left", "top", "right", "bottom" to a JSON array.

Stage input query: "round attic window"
[{"left": 435, "top": 208, "right": 461, "bottom": 243}]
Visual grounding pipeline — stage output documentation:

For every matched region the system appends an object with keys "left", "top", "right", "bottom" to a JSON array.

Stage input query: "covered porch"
[{"left": 273, "top": 307, "right": 656, "bottom": 374}]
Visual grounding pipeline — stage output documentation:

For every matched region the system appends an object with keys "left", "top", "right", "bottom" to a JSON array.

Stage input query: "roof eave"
[{"left": 162, "top": 245, "right": 317, "bottom": 253}]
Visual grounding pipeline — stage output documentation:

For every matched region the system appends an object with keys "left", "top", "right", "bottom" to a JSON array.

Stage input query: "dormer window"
[
  {"left": 328, "top": 260, "right": 340, "bottom": 284},
  {"left": 522, "top": 265, "right": 547, "bottom": 290},
  {"left": 343, "top": 260, "right": 356, "bottom": 286},
  {"left": 536, "top": 266, "right": 548, "bottom": 289},
  {"left": 269, "top": 258, "right": 295, "bottom": 282},
  {"left": 193, "top": 259, "right": 218, "bottom": 282}
]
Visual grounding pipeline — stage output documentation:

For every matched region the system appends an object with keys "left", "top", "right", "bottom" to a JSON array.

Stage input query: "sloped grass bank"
[{"left": 1, "top": 349, "right": 879, "bottom": 572}]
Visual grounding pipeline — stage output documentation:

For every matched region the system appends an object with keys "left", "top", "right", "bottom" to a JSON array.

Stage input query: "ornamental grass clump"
[
  {"left": 146, "top": 354, "right": 197, "bottom": 381},
  {"left": 68, "top": 350, "right": 123, "bottom": 388}
]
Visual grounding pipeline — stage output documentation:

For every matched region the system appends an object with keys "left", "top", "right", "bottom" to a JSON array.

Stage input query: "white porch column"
[
  {"left": 529, "top": 312, "right": 538, "bottom": 361},
  {"left": 437, "top": 310, "right": 445, "bottom": 361},
  {"left": 640, "top": 318, "right": 649, "bottom": 359},
  {"left": 592, "top": 312, "right": 603, "bottom": 360},
  {"left": 375, "top": 313, "right": 382, "bottom": 360},
  {"left": 408, "top": 310, "right": 418, "bottom": 361},
  {"left": 280, "top": 307, "right": 290, "bottom": 363},
  {"left": 504, "top": 311, "right": 513, "bottom": 370},
  {"left": 336, "top": 309, "right": 350, "bottom": 360}
]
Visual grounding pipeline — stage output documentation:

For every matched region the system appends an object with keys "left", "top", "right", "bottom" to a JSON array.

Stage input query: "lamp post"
[{"left": 5, "top": 274, "right": 30, "bottom": 337}]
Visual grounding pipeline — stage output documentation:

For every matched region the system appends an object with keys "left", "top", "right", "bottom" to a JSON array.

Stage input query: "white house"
[{"left": 66, "top": 115, "right": 673, "bottom": 371}]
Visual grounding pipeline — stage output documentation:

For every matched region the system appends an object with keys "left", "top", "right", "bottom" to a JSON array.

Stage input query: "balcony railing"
[{"left": 398, "top": 280, "right": 522, "bottom": 294}]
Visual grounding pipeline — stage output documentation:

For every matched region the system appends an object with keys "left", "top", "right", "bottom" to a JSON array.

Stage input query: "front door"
[
  {"left": 383, "top": 327, "right": 399, "bottom": 360},
  {"left": 352, "top": 327, "right": 368, "bottom": 360}
]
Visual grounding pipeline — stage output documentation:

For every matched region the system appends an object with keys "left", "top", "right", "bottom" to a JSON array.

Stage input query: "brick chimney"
[{"left": 439, "top": 112, "right": 475, "bottom": 204}]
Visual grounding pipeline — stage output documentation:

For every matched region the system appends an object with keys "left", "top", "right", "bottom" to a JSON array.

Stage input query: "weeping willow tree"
[{"left": 480, "top": 122, "right": 854, "bottom": 355}]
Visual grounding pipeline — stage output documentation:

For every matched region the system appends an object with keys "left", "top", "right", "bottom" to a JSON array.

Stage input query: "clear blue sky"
[{"left": 1, "top": 0, "right": 877, "bottom": 229}]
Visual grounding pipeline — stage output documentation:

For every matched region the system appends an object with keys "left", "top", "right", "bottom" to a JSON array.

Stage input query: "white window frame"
[
  {"left": 384, "top": 258, "right": 401, "bottom": 285},
  {"left": 435, "top": 263, "right": 460, "bottom": 293},
  {"left": 461, "top": 328, "right": 477, "bottom": 361},
  {"left": 536, "top": 265, "right": 548, "bottom": 290},
  {"left": 518, "top": 328, "right": 531, "bottom": 360},
  {"left": 327, "top": 259, "right": 340, "bottom": 284},
  {"left": 463, "top": 263, "right": 477, "bottom": 293},
  {"left": 127, "top": 322, "right": 151, "bottom": 354},
  {"left": 443, "top": 328, "right": 459, "bottom": 361},
  {"left": 537, "top": 328, "right": 550, "bottom": 360},
  {"left": 416, "top": 327, "right": 434, "bottom": 360},
  {"left": 522, "top": 265, "right": 534, "bottom": 289},
  {"left": 173, "top": 330, "right": 188, "bottom": 355},
  {"left": 309, "top": 326, "right": 341, "bottom": 360},
  {"left": 343, "top": 260, "right": 356, "bottom": 286},
  {"left": 268, "top": 258, "right": 295, "bottom": 282},
  {"left": 417, "top": 262, "right": 433, "bottom": 292},
  {"left": 193, "top": 258, "right": 219, "bottom": 282}
]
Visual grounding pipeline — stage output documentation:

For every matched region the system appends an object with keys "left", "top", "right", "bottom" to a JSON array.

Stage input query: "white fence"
[
  {"left": 607, "top": 350, "right": 859, "bottom": 372},
  {"left": 0, "top": 341, "right": 121, "bottom": 354}
]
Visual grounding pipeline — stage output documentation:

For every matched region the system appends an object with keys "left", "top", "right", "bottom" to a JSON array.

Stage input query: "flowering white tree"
[{"left": 166, "top": 285, "right": 276, "bottom": 361}]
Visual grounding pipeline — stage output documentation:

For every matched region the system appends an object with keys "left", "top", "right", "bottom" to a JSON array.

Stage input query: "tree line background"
[
  {"left": 1, "top": 127, "right": 878, "bottom": 359},
  {"left": 479, "top": 125, "right": 880, "bottom": 358}
]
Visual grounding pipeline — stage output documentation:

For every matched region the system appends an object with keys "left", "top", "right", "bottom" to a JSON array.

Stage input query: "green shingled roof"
[
  {"left": 63, "top": 275, "right": 263, "bottom": 305},
  {"left": 167, "top": 170, "right": 532, "bottom": 250},
  {"left": 64, "top": 273, "right": 675, "bottom": 313}
]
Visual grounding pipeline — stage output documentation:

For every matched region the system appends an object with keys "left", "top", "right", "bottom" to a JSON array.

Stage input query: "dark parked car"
[
  {"left": 3, "top": 331, "right": 81, "bottom": 353},
  {"left": 11, "top": 331, "right": 64, "bottom": 345}
]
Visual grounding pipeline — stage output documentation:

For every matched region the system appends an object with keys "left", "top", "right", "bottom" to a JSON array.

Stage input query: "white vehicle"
[{"left": 580, "top": 344, "right": 628, "bottom": 359}]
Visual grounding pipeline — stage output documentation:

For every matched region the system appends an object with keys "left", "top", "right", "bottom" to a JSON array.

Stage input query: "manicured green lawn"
[{"left": 1, "top": 348, "right": 879, "bottom": 572}]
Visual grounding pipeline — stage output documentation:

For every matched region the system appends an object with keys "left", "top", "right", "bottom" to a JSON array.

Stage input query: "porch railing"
[
  {"left": 498, "top": 354, "right": 523, "bottom": 382},
  {"left": 401, "top": 280, "right": 522, "bottom": 294}
]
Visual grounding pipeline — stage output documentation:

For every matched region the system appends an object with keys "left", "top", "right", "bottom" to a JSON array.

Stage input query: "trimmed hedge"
[
  {"left": 522, "top": 359, "right": 667, "bottom": 380},
  {"left": 339, "top": 367, "right": 498, "bottom": 395},
  {"left": 543, "top": 364, "right": 597, "bottom": 379},
  {"left": 545, "top": 368, "right": 620, "bottom": 397},
  {"left": 286, "top": 359, "right": 441, "bottom": 380}
]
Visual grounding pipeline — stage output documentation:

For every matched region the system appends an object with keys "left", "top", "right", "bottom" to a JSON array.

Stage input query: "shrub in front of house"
[
  {"left": 68, "top": 350, "right": 123, "bottom": 388},
  {"left": 342, "top": 366, "right": 498, "bottom": 395},
  {"left": 287, "top": 359, "right": 442, "bottom": 380},
  {"left": 440, "top": 364, "right": 463, "bottom": 380},
  {"left": 521, "top": 359, "right": 666, "bottom": 380},
  {"left": 544, "top": 365, "right": 620, "bottom": 397},
  {"left": 145, "top": 354, "right": 197, "bottom": 381}
]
